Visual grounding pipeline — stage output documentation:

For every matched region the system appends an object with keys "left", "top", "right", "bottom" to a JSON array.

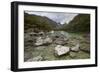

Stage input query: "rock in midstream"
[
  {"left": 35, "top": 37, "right": 44, "bottom": 46},
  {"left": 44, "top": 36, "right": 52, "bottom": 44},
  {"left": 35, "top": 36, "right": 52, "bottom": 46},
  {"left": 71, "top": 43, "right": 80, "bottom": 52},
  {"left": 69, "top": 51, "right": 77, "bottom": 58},
  {"left": 79, "top": 43, "right": 90, "bottom": 53},
  {"left": 27, "top": 56, "right": 43, "bottom": 62},
  {"left": 54, "top": 45, "right": 70, "bottom": 56}
]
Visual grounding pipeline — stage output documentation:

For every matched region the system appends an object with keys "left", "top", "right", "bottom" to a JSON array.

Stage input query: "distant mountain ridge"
[
  {"left": 24, "top": 13, "right": 90, "bottom": 33},
  {"left": 62, "top": 14, "right": 90, "bottom": 33},
  {"left": 24, "top": 12, "right": 59, "bottom": 32}
]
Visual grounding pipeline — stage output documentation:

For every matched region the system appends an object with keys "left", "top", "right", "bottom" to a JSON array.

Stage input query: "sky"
[{"left": 25, "top": 11, "right": 78, "bottom": 24}]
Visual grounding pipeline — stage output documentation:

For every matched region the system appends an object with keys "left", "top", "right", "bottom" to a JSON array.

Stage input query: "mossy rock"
[
  {"left": 69, "top": 51, "right": 77, "bottom": 58},
  {"left": 80, "top": 43, "right": 90, "bottom": 53}
]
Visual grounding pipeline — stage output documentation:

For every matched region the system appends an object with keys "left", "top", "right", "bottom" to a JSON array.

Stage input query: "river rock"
[
  {"left": 71, "top": 44, "right": 80, "bottom": 52},
  {"left": 54, "top": 45, "right": 70, "bottom": 56},
  {"left": 69, "top": 51, "right": 77, "bottom": 58},
  {"left": 50, "top": 30, "right": 54, "bottom": 34},
  {"left": 35, "top": 46, "right": 46, "bottom": 50},
  {"left": 44, "top": 36, "right": 52, "bottom": 44},
  {"left": 35, "top": 37, "right": 44, "bottom": 46},
  {"left": 54, "top": 39, "right": 64, "bottom": 45},
  {"left": 80, "top": 48, "right": 90, "bottom": 53},
  {"left": 79, "top": 43, "right": 90, "bottom": 53},
  {"left": 27, "top": 56, "right": 43, "bottom": 62},
  {"left": 54, "top": 37, "right": 67, "bottom": 45},
  {"left": 38, "top": 31, "right": 44, "bottom": 36}
]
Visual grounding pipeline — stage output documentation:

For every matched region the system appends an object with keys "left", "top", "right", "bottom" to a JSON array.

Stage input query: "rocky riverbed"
[{"left": 24, "top": 31, "right": 90, "bottom": 62}]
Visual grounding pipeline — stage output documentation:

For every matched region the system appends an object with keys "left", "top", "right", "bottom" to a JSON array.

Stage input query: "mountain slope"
[
  {"left": 24, "top": 13, "right": 58, "bottom": 32},
  {"left": 62, "top": 14, "right": 90, "bottom": 33}
]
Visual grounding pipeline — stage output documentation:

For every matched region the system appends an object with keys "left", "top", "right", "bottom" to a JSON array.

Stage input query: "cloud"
[{"left": 25, "top": 11, "right": 78, "bottom": 24}]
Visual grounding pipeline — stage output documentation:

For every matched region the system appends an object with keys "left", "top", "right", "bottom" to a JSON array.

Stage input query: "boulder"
[
  {"left": 50, "top": 30, "right": 54, "bottom": 34},
  {"left": 54, "top": 45, "right": 70, "bottom": 56},
  {"left": 71, "top": 44, "right": 80, "bottom": 52},
  {"left": 54, "top": 39, "right": 63, "bottom": 45},
  {"left": 29, "top": 32, "right": 37, "bottom": 36},
  {"left": 38, "top": 31, "right": 44, "bottom": 36},
  {"left": 35, "top": 36, "right": 52, "bottom": 46},
  {"left": 69, "top": 51, "right": 77, "bottom": 58},
  {"left": 44, "top": 36, "right": 52, "bottom": 44},
  {"left": 80, "top": 43, "right": 90, "bottom": 53},
  {"left": 35, "top": 37, "right": 44, "bottom": 46},
  {"left": 80, "top": 48, "right": 90, "bottom": 53},
  {"left": 35, "top": 46, "right": 45, "bottom": 50},
  {"left": 54, "top": 37, "right": 67, "bottom": 45},
  {"left": 27, "top": 56, "right": 43, "bottom": 62}
]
